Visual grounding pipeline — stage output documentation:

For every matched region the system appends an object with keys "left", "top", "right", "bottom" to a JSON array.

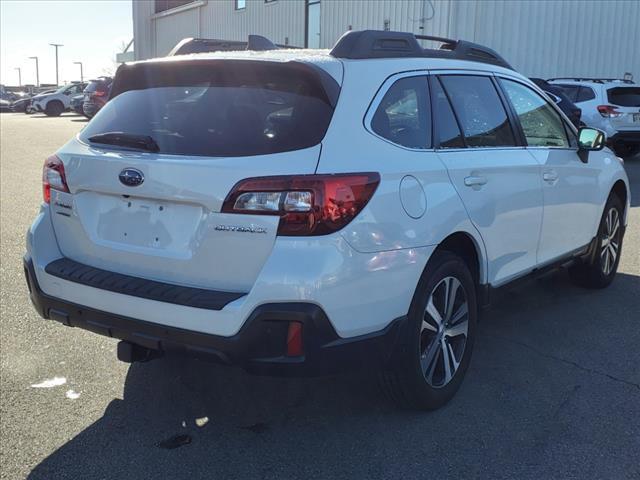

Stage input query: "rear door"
[
  {"left": 50, "top": 59, "right": 339, "bottom": 293},
  {"left": 433, "top": 73, "right": 543, "bottom": 286},
  {"left": 498, "top": 76, "right": 601, "bottom": 263}
]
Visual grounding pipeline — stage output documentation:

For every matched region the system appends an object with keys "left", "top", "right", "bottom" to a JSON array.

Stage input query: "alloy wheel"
[
  {"left": 420, "top": 276, "right": 469, "bottom": 388},
  {"left": 600, "top": 207, "right": 620, "bottom": 276}
]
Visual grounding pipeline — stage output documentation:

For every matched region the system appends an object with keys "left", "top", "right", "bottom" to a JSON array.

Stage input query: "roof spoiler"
[{"left": 167, "top": 35, "right": 300, "bottom": 56}]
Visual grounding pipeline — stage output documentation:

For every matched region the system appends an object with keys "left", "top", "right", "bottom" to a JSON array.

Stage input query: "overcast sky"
[{"left": 1, "top": 0, "right": 133, "bottom": 86}]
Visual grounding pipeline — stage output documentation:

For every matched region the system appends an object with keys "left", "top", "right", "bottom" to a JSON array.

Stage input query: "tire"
[
  {"left": 569, "top": 194, "right": 624, "bottom": 289},
  {"left": 612, "top": 143, "right": 640, "bottom": 159},
  {"left": 379, "top": 250, "right": 477, "bottom": 410},
  {"left": 44, "top": 101, "right": 64, "bottom": 117}
]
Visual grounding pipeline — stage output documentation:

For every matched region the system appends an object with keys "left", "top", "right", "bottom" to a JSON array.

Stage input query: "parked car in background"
[
  {"left": 0, "top": 98, "right": 11, "bottom": 112},
  {"left": 25, "top": 31, "right": 630, "bottom": 411},
  {"left": 530, "top": 78, "right": 582, "bottom": 128},
  {"left": 83, "top": 77, "right": 112, "bottom": 118},
  {"left": 31, "top": 83, "right": 87, "bottom": 116},
  {"left": 549, "top": 78, "right": 640, "bottom": 157},
  {"left": 70, "top": 94, "right": 85, "bottom": 116},
  {"left": 11, "top": 96, "right": 32, "bottom": 113},
  {"left": 23, "top": 90, "right": 56, "bottom": 114}
]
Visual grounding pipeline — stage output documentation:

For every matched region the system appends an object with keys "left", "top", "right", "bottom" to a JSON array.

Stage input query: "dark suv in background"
[
  {"left": 83, "top": 77, "right": 112, "bottom": 118},
  {"left": 530, "top": 78, "right": 582, "bottom": 128}
]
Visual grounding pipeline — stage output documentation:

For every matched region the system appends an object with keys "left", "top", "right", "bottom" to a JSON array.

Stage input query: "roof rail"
[
  {"left": 548, "top": 77, "right": 635, "bottom": 84},
  {"left": 329, "top": 30, "right": 513, "bottom": 70}
]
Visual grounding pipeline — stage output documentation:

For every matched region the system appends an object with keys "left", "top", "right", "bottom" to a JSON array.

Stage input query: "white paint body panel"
[{"left": 27, "top": 52, "right": 631, "bottom": 342}]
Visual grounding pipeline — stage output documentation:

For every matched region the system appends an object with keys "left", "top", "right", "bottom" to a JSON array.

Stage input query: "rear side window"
[
  {"left": 371, "top": 76, "right": 431, "bottom": 149},
  {"left": 80, "top": 61, "right": 337, "bottom": 157},
  {"left": 607, "top": 87, "right": 640, "bottom": 107},
  {"left": 439, "top": 75, "right": 516, "bottom": 148},
  {"left": 558, "top": 84, "right": 580, "bottom": 102},
  {"left": 431, "top": 77, "right": 464, "bottom": 149},
  {"left": 576, "top": 86, "right": 596, "bottom": 102},
  {"left": 500, "top": 79, "right": 569, "bottom": 148}
]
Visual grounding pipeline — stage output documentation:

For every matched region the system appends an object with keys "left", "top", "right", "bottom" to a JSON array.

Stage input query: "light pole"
[
  {"left": 73, "top": 61, "right": 83, "bottom": 82},
  {"left": 49, "top": 43, "right": 63, "bottom": 86},
  {"left": 28, "top": 56, "right": 39, "bottom": 87},
  {"left": 15, "top": 67, "right": 21, "bottom": 86}
]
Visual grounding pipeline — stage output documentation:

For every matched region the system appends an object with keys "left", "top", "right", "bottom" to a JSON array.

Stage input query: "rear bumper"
[
  {"left": 609, "top": 130, "right": 640, "bottom": 145},
  {"left": 82, "top": 102, "right": 101, "bottom": 116},
  {"left": 24, "top": 256, "right": 405, "bottom": 376}
]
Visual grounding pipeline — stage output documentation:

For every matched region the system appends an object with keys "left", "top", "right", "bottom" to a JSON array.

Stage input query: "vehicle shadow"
[{"left": 27, "top": 271, "right": 640, "bottom": 479}]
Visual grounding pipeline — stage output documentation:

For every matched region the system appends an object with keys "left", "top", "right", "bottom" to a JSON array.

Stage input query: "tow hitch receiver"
[{"left": 117, "top": 341, "right": 163, "bottom": 363}]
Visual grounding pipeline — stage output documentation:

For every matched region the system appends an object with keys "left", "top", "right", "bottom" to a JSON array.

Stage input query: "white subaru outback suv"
[
  {"left": 548, "top": 78, "right": 640, "bottom": 158},
  {"left": 25, "top": 31, "right": 630, "bottom": 410}
]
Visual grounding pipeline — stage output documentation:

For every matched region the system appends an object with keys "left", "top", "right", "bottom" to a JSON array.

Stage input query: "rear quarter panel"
[{"left": 317, "top": 60, "right": 488, "bottom": 284}]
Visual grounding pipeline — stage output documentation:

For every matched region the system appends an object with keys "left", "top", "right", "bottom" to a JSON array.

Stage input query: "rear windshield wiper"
[{"left": 87, "top": 132, "right": 160, "bottom": 153}]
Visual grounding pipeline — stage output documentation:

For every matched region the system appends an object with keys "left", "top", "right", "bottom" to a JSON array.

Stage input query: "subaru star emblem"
[{"left": 119, "top": 168, "right": 144, "bottom": 187}]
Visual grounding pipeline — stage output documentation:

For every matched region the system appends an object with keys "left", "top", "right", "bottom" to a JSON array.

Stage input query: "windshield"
[{"left": 80, "top": 61, "right": 338, "bottom": 157}]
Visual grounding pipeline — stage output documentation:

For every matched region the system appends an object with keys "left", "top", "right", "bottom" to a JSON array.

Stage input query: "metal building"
[{"left": 133, "top": 0, "right": 640, "bottom": 78}]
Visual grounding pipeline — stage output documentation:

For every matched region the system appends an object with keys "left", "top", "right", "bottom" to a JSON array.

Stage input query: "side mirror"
[{"left": 578, "top": 127, "right": 606, "bottom": 151}]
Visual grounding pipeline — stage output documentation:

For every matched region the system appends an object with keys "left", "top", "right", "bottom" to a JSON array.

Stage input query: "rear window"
[
  {"left": 557, "top": 84, "right": 579, "bottom": 102},
  {"left": 576, "top": 86, "right": 596, "bottom": 102},
  {"left": 84, "top": 80, "right": 110, "bottom": 93},
  {"left": 80, "top": 61, "right": 338, "bottom": 157},
  {"left": 371, "top": 75, "right": 431, "bottom": 149},
  {"left": 607, "top": 87, "right": 640, "bottom": 107}
]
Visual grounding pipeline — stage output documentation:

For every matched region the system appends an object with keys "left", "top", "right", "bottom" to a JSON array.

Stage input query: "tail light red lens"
[
  {"left": 597, "top": 105, "right": 622, "bottom": 118},
  {"left": 93, "top": 90, "right": 107, "bottom": 97},
  {"left": 42, "top": 155, "right": 69, "bottom": 203},
  {"left": 222, "top": 173, "right": 380, "bottom": 236}
]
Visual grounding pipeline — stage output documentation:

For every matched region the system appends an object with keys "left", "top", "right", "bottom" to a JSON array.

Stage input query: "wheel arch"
[
  {"left": 434, "top": 231, "right": 487, "bottom": 287},
  {"left": 611, "top": 179, "right": 629, "bottom": 221}
]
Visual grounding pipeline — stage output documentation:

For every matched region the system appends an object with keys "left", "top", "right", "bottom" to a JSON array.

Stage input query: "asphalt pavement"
[{"left": 1, "top": 112, "right": 639, "bottom": 479}]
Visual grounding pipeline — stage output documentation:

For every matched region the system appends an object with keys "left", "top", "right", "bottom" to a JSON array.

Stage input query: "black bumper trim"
[
  {"left": 45, "top": 257, "right": 246, "bottom": 311},
  {"left": 25, "top": 257, "right": 405, "bottom": 376},
  {"left": 609, "top": 131, "right": 640, "bottom": 145}
]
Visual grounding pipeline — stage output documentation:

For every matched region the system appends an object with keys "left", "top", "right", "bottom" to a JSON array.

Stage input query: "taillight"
[
  {"left": 42, "top": 155, "right": 69, "bottom": 203},
  {"left": 222, "top": 173, "right": 380, "bottom": 236},
  {"left": 597, "top": 105, "right": 622, "bottom": 118},
  {"left": 93, "top": 90, "right": 107, "bottom": 97}
]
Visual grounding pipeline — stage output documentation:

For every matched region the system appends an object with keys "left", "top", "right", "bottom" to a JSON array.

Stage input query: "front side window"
[
  {"left": 500, "top": 79, "right": 569, "bottom": 148},
  {"left": 371, "top": 76, "right": 431, "bottom": 149},
  {"left": 439, "top": 75, "right": 516, "bottom": 148}
]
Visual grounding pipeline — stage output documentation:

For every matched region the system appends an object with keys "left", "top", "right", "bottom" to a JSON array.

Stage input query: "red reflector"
[
  {"left": 221, "top": 173, "right": 380, "bottom": 236},
  {"left": 286, "top": 322, "right": 304, "bottom": 357}
]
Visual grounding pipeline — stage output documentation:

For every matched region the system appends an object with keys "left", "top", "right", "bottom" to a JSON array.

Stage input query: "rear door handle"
[
  {"left": 543, "top": 171, "right": 558, "bottom": 182},
  {"left": 464, "top": 175, "right": 488, "bottom": 187}
]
